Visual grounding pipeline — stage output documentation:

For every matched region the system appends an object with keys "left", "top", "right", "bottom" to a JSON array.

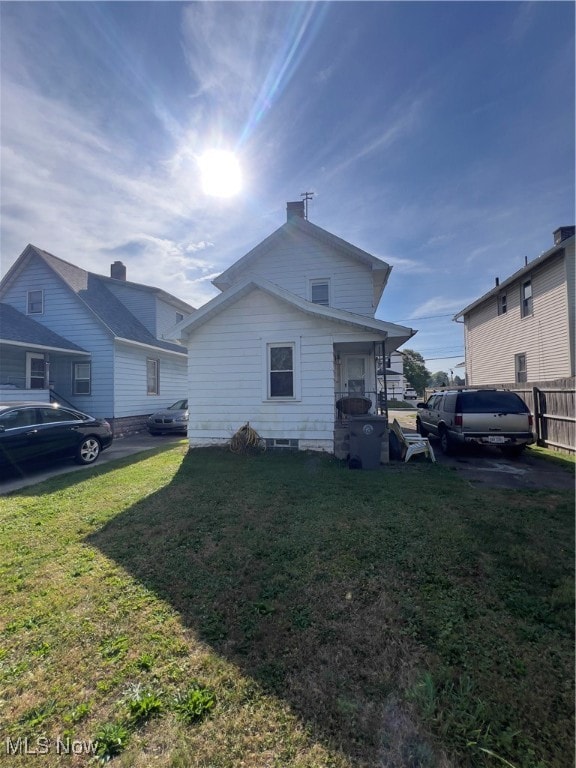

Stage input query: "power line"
[
  {"left": 392, "top": 312, "right": 455, "bottom": 323},
  {"left": 423, "top": 355, "right": 464, "bottom": 361}
]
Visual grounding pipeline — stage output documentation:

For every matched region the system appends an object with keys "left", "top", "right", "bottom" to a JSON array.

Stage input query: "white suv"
[{"left": 416, "top": 390, "right": 534, "bottom": 457}]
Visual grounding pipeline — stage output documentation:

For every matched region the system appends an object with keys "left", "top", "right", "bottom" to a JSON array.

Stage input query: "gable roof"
[
  {"left": 0, "top": 302, "right": 88, "bottom": 354},
  {"left": 0, "top": 245, "right": 188, "bottom": 355},
  {"left": 212, "top": 216, "right": 392, "bottom": 305},
  {"left": 169, "top": 276, "right": 415, "bottom": 350},
  {"left": 454, "top": 234, "right": 575, "bottom": 320}
]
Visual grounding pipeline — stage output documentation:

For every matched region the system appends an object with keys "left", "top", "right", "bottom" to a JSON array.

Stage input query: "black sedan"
[{"left": 0, "top": 402, "right": 113, "bottom": 474}]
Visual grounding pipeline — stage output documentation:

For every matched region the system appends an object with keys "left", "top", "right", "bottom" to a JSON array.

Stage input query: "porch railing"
[{"left": 0, "top": 386, "right": 51, "bottom": 403}]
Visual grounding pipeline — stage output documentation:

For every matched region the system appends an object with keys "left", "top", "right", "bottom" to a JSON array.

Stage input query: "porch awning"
[{"left": 0, "top": 303, "right": 88, "bottom": 354}]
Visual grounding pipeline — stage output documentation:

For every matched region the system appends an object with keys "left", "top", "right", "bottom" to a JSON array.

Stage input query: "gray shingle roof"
[
  {"left": 28, "top": 247, "right": 187, "bottom": 355},
  {"left": 0, "top": 302, "right": 88, "bottom": 352}
]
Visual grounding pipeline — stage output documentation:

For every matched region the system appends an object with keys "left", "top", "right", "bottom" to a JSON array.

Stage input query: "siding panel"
[
  {"left": 1, "top": 256, "right": 114, "bottom": 417},
  {"left": 226, "top": 229, "right": 376, "bottom": 316},
  {"left": 464, "top": 253, "right": 572, "bottom": 385},
  {"left": 114, "top": 343, "right": 188, "bottom": 417}
]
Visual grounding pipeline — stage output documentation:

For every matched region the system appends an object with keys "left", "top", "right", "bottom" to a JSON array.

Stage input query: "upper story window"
[
  {"left": 310, "top": 279, "right": 330, "bottom": 306},
  {"left": 521, "top": 279, "right": 533, "bottom": 318},
  {"left": 147, "top": 358, "right": 159, "bottom": 395},
  {"left": 27, "top": 289, "right": 44, "bottom": 314},
  {"left": 498, "top": 292, "right": 507, "bottom": 315}
]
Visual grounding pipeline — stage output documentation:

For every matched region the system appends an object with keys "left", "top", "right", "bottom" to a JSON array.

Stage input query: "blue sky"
[{"left": 1, "top": 1, "right": 574, "bottom": 374}]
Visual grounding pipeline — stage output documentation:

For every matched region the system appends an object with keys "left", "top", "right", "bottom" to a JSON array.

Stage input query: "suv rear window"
[{"left": 456, "top": 391, "right": 529, "bottom": 414}]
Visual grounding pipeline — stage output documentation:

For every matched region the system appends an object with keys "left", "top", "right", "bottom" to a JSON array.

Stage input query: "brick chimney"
[
  {"left": 286, "top": 201, "right": 305, "bottom": 221},
  {"left": 553, "top": 226, "right": 575, "bottom": 245},
  {"left": 110, "top": 261, "right": 127, "bottom": 281}
]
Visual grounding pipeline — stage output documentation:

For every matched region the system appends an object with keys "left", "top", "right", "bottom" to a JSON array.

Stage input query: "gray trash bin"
[{"left": 348, "top": 415, "right": 388, "bottom": 470}]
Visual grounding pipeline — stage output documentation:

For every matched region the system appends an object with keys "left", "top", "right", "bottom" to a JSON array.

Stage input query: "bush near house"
[{"left": 0, "top": 447, "right": 573, "bottom": 767}]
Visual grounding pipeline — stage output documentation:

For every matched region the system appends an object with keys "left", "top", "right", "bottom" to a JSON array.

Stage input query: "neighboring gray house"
[
  {"left": 169, "top": 201, "right": 415, "bottom": 454},
  {"left": 0, "top": 245, "right": 194, "bottom": 433},
  {"left": 454, "top": 226, "right": 575, "bottom": 385}
]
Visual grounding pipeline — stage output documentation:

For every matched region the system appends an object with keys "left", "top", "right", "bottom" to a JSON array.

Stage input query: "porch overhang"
[{"left": 0, "top": 339, "right": 89, "bottom": 355}]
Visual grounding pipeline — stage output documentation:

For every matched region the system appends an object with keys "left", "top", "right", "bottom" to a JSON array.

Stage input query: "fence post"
[{"left": 532, "top": 386, "right": 542, "bottom": 445}]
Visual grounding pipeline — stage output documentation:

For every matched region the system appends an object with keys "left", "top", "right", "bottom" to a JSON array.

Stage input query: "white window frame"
[
  {"left": 515, "top": 353, "right": 527, "bottom": 383},
  {"left": 262, "top": 338, "right": 301, "bottom": 401},
  {"left": 27, "top": 289, "right": 44, "bottom": 315},
  {"left": 26, "top": 352, "right": 45, "bottom": 389},
  {"left": 521, "top": 279, "right": 533, "bottom": 318},
  {"left": 498, "top": 292, "right": 507, "bottom": 316},
  {"left": 147, "top": 358, "right": 160, "bottom": 395},
  {"left": 73, "top": 362, "right": 91, "bottom": 395},
  {"left": 309, "top": 278, "right": 331, "bottom": 306}
]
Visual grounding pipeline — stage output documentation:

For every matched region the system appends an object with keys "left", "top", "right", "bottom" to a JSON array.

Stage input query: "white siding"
[
  {"left": 464, "top": 252, "right": 571, "bottom": 384},
  {"left": 113, "top": 342, "right": 188, "bottom": 417},
  {"left": 226, "top": 228, "right": 376, "bottom": 316},
  {"left": 184, "top": 288, "right": 384, "bottom": 448}
]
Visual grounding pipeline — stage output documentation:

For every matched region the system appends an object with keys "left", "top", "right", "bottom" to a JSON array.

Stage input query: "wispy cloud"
[{"left": 407, "top": 297, "right": 475, "bottom": 320}]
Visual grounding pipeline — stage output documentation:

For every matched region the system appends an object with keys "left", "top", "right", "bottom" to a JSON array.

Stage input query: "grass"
[
  {"left": 0, "top": 446, "right": 574, "bottom": 767},
  {"left": 526, "top": 445, "right": 575, "bottom": 470}
]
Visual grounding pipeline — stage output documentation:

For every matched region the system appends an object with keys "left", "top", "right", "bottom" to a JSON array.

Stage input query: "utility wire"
[{"left": 392, "top": 312, "right": 455, "bottom": 322}]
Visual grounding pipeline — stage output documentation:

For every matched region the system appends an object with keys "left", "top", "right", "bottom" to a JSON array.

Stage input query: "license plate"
[{"left": 487, "top": 436, "right": 506, "bottom": 444}]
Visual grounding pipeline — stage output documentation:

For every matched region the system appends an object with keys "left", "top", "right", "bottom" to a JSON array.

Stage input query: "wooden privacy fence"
[{"left": 424, "top": 377, "right": 575, "bottom": 454}]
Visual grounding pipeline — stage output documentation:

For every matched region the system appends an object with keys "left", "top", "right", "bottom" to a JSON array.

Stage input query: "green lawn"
[{"left": 0, "top": 447, "right": 574, "bottom": 767}]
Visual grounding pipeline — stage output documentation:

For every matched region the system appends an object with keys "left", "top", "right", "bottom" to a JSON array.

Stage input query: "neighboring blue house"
[{"left": 0, "top": 244, "right": 194, "bottom": 434}]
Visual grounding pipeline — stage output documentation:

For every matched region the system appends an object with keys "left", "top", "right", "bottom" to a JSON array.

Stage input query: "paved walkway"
[{"left": 0, "top": 433, "right": 186, "bottom": 495}]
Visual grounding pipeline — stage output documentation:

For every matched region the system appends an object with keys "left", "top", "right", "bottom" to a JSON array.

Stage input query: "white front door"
[
  {"left": 26, "top": 352, "right": 46, "bottom": 389},
  {"left": 344, "top": 355, "right": 368, "bottom": 394}
]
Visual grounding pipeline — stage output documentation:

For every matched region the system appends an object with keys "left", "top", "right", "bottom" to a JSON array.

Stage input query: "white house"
[
  {"left": 454, "top": 226, "right": 575, "bottom": 385},
  {"left": 170, "top": 202, "right": 415, "bottom": 453}
]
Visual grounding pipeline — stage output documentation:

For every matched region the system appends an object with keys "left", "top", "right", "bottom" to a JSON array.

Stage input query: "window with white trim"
[
  {"left": 269, "top": 344, "right": 294, "bottom": 397},
  {"left": 521, "top": 279, "right": 532, "bottom": 317},
  {"left": 310, "top": 279, "right": 330, "bottom": 306},
  {"left": 27, "top": 289, "right": 44, "bottom": 314},
  {"left": 498, "top": 292, "right": 507, "bottom": 315},
  {"left": 73, "top": 362, "right": 91, "bottom": 394},
  {"left": 515, "top": 353, "right": 527, "bottom": 383},
  {"left": 147, "top": 358, "right": 159, "bottom": 395}
]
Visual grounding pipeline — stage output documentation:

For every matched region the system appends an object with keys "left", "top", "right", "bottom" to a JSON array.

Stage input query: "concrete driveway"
[
  {"left": 0, "top": 433, "right": 187, "bottom": 495},
  {"left": 389, "top": 409, "right": 574, "bottom": 491}
]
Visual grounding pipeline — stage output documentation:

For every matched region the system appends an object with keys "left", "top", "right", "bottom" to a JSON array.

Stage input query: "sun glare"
[{"left": 198, "top": 149, "right": 242, "bottom": 197}]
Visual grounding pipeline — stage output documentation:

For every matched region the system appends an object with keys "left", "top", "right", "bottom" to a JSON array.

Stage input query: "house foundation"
[{"left": 109, "top": 414, "right": 150, "bottom": 437}]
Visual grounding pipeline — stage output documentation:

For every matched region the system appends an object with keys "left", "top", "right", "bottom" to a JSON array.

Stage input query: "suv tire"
[{"left": 439, "top": 427, "right": 454, "bottom": 456}]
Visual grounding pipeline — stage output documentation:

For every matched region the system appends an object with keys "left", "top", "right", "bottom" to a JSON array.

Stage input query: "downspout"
[{"left": 381, "top": 336, "right": 388, "bottom": 421}]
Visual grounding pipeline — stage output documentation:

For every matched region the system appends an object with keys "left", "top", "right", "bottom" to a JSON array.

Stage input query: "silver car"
[
  {"left": 416, "top": 389, "right": 534, "bottom": 457},
  {"left": 147, "top": 399, "right": 188, "bottom": 435}
]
